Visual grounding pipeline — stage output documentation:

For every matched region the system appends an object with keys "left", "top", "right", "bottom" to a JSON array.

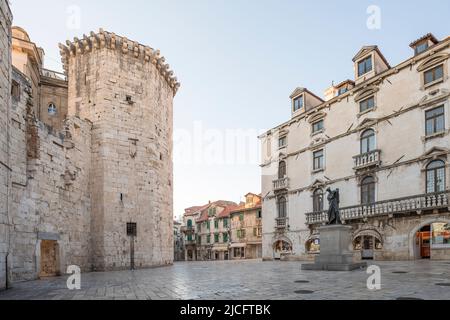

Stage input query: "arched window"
[
  {"left": 187, "top": 220, "right": 193, "bottom": 228},
  {"left": 361, "top": 176, "right": 376, "bottom": 205},
  {"left": 277, "top": 196, "right": 287, "bottom": 218},
  {"left": 48, "top": 103, "right": 57, "bottom": 116},
  {"left": 313, "top": 189, "right": 323, "bottom": 212},
  {"left": 360, "top": 129, "right": 375, "bottom": 154},
  {"left": 426, "top": 160, "right": 446, "bottom": 193},
  {"left": 278, "top": 161, "right": 286, "bottom": 179}
]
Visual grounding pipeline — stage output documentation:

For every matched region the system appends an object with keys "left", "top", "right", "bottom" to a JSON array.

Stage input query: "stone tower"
[
  {"left": 0, "top": 0, "right": 12, "bottom": 290},
  {"left": 59, "top": 30, "right": 180, "bottom": 270}
]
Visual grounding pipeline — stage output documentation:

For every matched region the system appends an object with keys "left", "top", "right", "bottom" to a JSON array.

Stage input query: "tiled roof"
[{"left": 409, "top": 33, "right": 439, "bottom": 48}]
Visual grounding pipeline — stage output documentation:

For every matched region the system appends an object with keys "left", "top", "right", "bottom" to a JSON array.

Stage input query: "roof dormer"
[
  {"left": 410, "top": 33, "right": 439, "bottom": 56},
  {"left": 323, "top": 80, "right": 355, "bottom": 101},
  {"left": 353, "top": 46, "right": 390, "bottom": 85},
  {"left": 290, "top": 87, "right": 324, "bottom": 116}
]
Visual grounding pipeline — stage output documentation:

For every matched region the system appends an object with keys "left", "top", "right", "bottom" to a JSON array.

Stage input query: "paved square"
[{"left": 0, "top": 260, "right": 449, "bottom": 300}]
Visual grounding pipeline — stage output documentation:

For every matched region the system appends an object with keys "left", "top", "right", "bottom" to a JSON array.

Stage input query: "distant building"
[
  {"left": 174, "top": 221, "right": 185, "bottom": 261},
  {"left": 229, "top": 194, "right": 263, "bottom": 260}
]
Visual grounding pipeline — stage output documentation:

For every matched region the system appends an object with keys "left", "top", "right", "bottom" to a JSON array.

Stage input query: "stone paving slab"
[{"left": 0, "top": 260, "right": 449, "bottom": 300}]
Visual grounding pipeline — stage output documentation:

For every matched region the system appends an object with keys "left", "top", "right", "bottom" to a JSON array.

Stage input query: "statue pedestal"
[{"left": 302, "top": 225, "right": 367, "bottom": 271}]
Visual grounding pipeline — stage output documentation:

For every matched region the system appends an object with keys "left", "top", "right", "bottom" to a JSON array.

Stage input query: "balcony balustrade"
[
  {"left": 273, "top": 177, "right": 289, "bottom": 191},
  {"left": 306, "top": 191, "right": 450, "bottom": 225},
  {"left": 353, "top": 150, "right": 381, "bottom": 170},
  {"left": 275, "top": 217, "right": 289, "bottom": 230}
]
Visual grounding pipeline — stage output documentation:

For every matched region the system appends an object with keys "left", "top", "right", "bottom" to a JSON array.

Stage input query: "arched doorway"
[
  {"left": 413, "top": 220, "right": 450, "bottom": 260},
  {"left": 273, "top": 239, "right": 292, "bottom": 260},
  {"left": 353, "top": 230, "right": 383, "bottom": 260},
  {"left": 416, "top": 225, "right": 431, "bottom": 259}
]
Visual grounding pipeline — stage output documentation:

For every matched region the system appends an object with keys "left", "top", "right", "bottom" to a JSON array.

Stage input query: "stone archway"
[
  {"left": 352, "top": 228, "right": 383, "bottom": 260},
  {"left": 408, "top": 216, "right": 450, "bottom": 260},
  {"left": 272, "top": 236, "right": 293, "bottom": 259}
]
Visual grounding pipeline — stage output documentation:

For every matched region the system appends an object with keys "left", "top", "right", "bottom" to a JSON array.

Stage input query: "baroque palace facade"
[
  {"left": 260, "top": 33, "right": 450, "bottom": 262},
  {"left": 1, "top": 1, "right": 179, "bottom": 290}
]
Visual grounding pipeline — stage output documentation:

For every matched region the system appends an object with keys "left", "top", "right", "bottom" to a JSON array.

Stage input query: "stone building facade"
[
  {"left": 0, "top": 1, "right": 179, "bottom": 290},
  {"left": 260, "top": 33, "right": 450, "bottom": 262},
  {"left": 229, "top": 193, "right": 263, "bottom": 260},
  {"left": 0, "top": 0, "right": 13, "bottom": 290}
]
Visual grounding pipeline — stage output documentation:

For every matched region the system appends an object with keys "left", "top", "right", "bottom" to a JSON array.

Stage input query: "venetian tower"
[{"left": 59, "top": 30, "right": 180, "bottom": 271}]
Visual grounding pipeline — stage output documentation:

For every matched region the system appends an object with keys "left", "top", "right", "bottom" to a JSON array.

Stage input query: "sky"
[{"left": 10, "top": 0, "right": 450, "bottom": 220}]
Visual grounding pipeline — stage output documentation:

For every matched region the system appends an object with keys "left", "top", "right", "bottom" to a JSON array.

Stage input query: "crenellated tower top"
[{"left": 58, "top": 28, "right": 180, "bottom": 96}]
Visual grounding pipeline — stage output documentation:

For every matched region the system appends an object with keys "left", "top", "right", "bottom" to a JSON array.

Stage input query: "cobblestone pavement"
[{"left": 1, "top": 260, "right": 450, "bottom": 300}]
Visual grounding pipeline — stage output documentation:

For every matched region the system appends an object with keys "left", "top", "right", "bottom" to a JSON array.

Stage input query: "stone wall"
[
  {"left": 63, "top": 31, "right": 176, "bottom": 270},
  {"left": 7, "top": 67, "right": 93, "bottom": 282},
  {"left": 0, "top": 0, "right": 12, "bottom": 290}
]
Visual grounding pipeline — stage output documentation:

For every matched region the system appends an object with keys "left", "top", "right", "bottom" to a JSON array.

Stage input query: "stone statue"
[{"left": 326, "top": 188, "right": 341, "bottom": 225}]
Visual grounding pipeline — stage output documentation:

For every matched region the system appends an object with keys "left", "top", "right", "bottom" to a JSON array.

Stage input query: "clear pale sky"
[{"left": 10, "top": 0, "right": 450, "bottom": 219}]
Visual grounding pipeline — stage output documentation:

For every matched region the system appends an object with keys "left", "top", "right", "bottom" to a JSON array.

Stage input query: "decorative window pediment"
[
  {"left": 421, "top": 147, "right": 449, "bottom": 162},
  {"left": 417, "top": 53, "right": 449, "bottom": 72},
  {"left": 307, "top": 111, "right": 327, "bottom": 124},
  {"left": 354, "top": 86, "right": 379, "bottom": 102},
  {"left": 356, "top": 118, "right": 378, "bottom": 130}
]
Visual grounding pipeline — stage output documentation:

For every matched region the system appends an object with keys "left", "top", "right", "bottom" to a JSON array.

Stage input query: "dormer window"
[
  {"left": 338, "top": 87, "right": 348, "bottom": 96},
  {"left": 358, "top": 56, "right": 373, "bottom": 77},
  {"left": 293, "top": 95, "right": 304, "bottom": 112},
  {"left": 415, "top": 42, "right": 429, "bottom": 55}
]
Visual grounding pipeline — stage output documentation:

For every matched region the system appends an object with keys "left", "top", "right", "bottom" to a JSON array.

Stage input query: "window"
[
  {"left": 207, "top": 235, "right": 211, "bottom": 244},
  {"left": 424, "top": 65, "right": 444, "bottom": 85},
  {"left": 313, "top": 189, "right": 324, "bottom": 212},
  {"left": 415, "top": 42, "right": 429, "bottom": 55},
  {"left": 208, "top": 207, "right": 216, "bottom": 216},
  {"left": 313, "top": 150, "right": 324, "bottom": 171},
  {"left": 187, "top": 234, "right": 193, "bottom": 242},
  {"left": 358, "top": 56, "right": 373, "bottom": 77},
  {"left": 312, "top": 120, "right": 324, "bottom": 134},
  {"left": 214, "top": 234, "right": 220, "bottom": 243},
  {"left": 239, "top": 213, "right": 244, "bottom": 222},
  {"left": 214, "top": 220, "right": 219, "bottom": 229},
  {"left": 223, "top": 233, "right": 229, "bottom": 243},
  {"left": 277, "top": 196, "right": 287, "bottom": 218},
  {"left": 48, "top": 103, "right": 57, "bottom": 116},
  {"left": 187, "top": 220, "right": 193, "bottom": 228},
  {"left": 425, "top": 106, "right": 445, "bottom": 136},
  {"left": 197, "top": 236, "right": 202, "bottom": 245},
  {"left": 11, "top": 81, "right": 20, "bottom": 100},
  {"left": 126, "top": 223, "right": 137, "bottom": 237},
  {"left": 426, "top": 160, "right": 446, "bottom": 194},
  {"left": 360, "top": 129, "right": 376, "bottom": 154},
  {"left": 197, "top": 224, "right": 201, "bottom": 232},
  {"left": 207, "top": 220, "right": 210, "bottom": 230},
  {"left": 361, "top": 176, "right": 376, "bottom": 205},
  {"left": 278, "top": 161, "right": 286, "bottom": 179},
  {"left": 293, "top": 95, "right": 304, "bottom": 112},
  {"left": 359, "top": 96, "right": 375, "bottom": 113},
  {"left": 257, "top": 210, "right": 262, "bottom": 219},
  {"left": 279, "top": 136, "right": 287, "bottom": 149},
  {"left": 239, "top": 229, "right": 246, "bottom": 238},
  {"left": 338, "top": 87, "right": 348, "bottom": 96},
  {"left": 223, "top": 218, "right": 228, "bottom": 228}
]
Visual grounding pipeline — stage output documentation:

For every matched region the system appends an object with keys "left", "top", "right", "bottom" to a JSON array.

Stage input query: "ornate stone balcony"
[
  {"left": 273, "top": 177, "right": 289, "bottom": 191},
  {"left": 306, "top": 191, "right": 450, "bottom": 225},
  {"left": 275, "top": 217, "right": 289, "bottom": 230},
  {"left": 181, "top": 226, "right": 195, "bottom": 234},
  {"left": 353, "top": 150, "right": 381, "bottom": 170}
]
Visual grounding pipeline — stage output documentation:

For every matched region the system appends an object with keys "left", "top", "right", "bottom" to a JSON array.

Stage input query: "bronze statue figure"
[{"left": 326, "top": 188, "right": 341, "bottom": 225}]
